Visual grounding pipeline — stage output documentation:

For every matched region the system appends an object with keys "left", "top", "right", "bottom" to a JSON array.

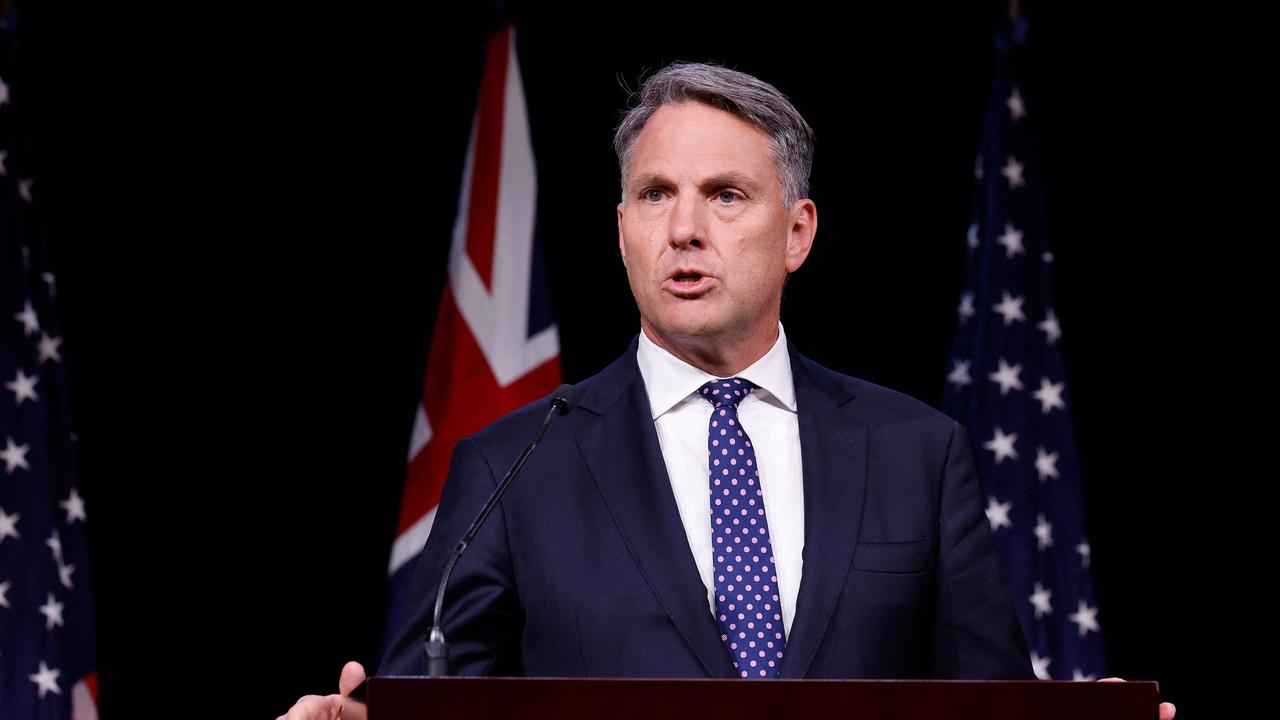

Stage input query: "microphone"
[{"left": 424, "top": 384, "right": 580, "bottom": 677}]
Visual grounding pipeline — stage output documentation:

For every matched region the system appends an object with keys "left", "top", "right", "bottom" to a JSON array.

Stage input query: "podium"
[{"left": 368, "top": 677, "right": 1160, "bottom": 719}]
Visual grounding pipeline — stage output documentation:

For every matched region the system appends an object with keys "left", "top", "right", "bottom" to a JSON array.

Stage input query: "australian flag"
[
  {"left": 942, "top": 13, "right": 1107, "bottom": 681},
  {"left": 382, "top": 24, "right": 561, "bottom": 650},
  {"left": 1, "top": 10, "right": 100, "bottom": 718}
]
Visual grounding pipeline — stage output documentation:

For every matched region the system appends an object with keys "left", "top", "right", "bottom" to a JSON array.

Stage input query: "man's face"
[{"left": 617, "top": 102, "right": 815, "bottom": 352}]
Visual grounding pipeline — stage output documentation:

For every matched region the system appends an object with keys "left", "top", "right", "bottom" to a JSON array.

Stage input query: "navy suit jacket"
[{"left": 379, "top": 337, "right": 1033, "bottom": 679}]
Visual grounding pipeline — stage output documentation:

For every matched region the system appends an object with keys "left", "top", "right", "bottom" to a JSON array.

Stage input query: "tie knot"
[{"left": 698, "top": 378, "right": 756, "bottom": 409}]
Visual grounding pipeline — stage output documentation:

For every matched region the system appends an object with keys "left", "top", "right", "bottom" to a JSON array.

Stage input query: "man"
[{"left": 280, "top": 62, "right": 1173, "bottom": 720}]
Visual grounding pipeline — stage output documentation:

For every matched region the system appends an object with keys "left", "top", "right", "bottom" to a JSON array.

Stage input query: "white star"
[
  {"left": 984, "top": 428, "right": 1019, "bottom": 464},
  {"left": 1076, "top": 540, "right": 1092, "bottom": 569},
  {"left": 1035, "top": 447, "right": 1060, "bottom": 481},
  {"left": 18, "top": 177, "right": 34, "bottom": 203},
  {"left": 0, "top": 507, "right": 19, "bottom": 542},
  {"left": 0, "top": 73, "right": 9, "bottom": 107},
  {"left": 1042, "top": 251, "right": 1054, "bottom": 264},
  {"left": 13, "top": 300, "right": 39, "bottom": 336},
  {"left": 1034, "top": 513, "right": 1054, "bottom": 550},
  {"left": 1073, "top": 669, "right": 1097, "bottom": 682},
  {"left": 1068, "top": 599, "right": 1101, "bottom": 637},
  {"left": 1001, "top": 155, "right": 1026, "bottom": 188},
  {"left": 985, "top": 496, "right": 1013, "bottom": 531},
  {"left": 1030, "top": 651, "right": 1052, "bottom": 680},
  {"left": 47, "top": 532, "right": 63, "bottom": 563},
  {"left": 6, "top": 368, "right": 39, "bottom": 405},
  {"left": 59, "top": 563, "right": 76, "bottom": 590},
  {"left": 988, "top": 358, "right": 1025, "bottom": 395},
  {"left": 1039, "top": 308, "right": 1062, "bottom": 344},
  {"left": 29, "top": 661, "right": 62, "bottom": 698},
  {"left": 0, "top": 580, "right": 9, "bottom": 609},
  {"left": 1007, "top": 86, "right": 1027, "bottom": 121},
  {"left": 958, "top": 292, "right": 975, "bottom": 322},
  {"left": 42, "top": 272, "right": 57, "bottom": 297},
  {"left": 60, "top": 488, "right": 87, "bottom": 524},
  {"left": 1, "top": 437, "right": 30, "bottom": 474},
  {"left": 967, "top": 222, "right": 980, "bottom": 249},
  {"left": 974, "top": 154, "right": 984, "bottom": 179},
  {"left": 1030, "top": 582, "right": 1053, "bottom": 619},
  {"left": 38, "top": 593, "right": 65, "bottom": 630},
  {"left": 996, "top": 223, "right": 1025, "bottom": 258},
  {"left": 38, "top": 333, "right": 63, "bottom": 363},
  {"left": 1033, "top": 377, "right": 1066, "bottom": 414},
  {"left": 947, "top": 359, "right": 972, "bottom": 388},
  {"left": 992, "top": 291, "right": 1026, "bottom": 325}
]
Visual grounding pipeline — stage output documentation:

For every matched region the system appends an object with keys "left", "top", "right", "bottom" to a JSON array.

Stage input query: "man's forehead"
[
  {"left": 635, "top": 102, "right": 771, "bottom": 150},
  {"left": 625, "top": 103, "right": 778, "bottom": 188}
]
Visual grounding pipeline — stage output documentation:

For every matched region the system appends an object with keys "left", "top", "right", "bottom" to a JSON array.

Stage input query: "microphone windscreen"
[{"left": 551, "top": 383, "right": 581, "bottom": 415}]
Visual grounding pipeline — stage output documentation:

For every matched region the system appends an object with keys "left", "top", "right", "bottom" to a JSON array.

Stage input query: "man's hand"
[
  {"left": 276, "top": 661, "right": 368, "bottom": 720},
  {"left": 1098, "top": 676, "right": 1175, "bottom": 720}
]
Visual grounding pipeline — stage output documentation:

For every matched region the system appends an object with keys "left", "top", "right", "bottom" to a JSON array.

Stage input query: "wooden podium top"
[{"left": 369, "top": 676, "right": 1160, "bottom": 719}]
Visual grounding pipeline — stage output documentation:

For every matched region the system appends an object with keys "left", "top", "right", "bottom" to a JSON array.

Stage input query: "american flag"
[
  {"left": 383, "top": 25, "right": 561, "bottom": 644},
  {"left": 942, "top": 13, "right": 1107, "bottom": 682},
  {"left": 0, "top": 11, "right": 99, "bottom": 719}
]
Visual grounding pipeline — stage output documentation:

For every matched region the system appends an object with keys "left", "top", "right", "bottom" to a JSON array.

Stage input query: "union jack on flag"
[
  {"left": 1, "top": 10, "right": 100, "bottom": 718},
  {"left": 943, "top": 13, "right": 1107, "bottom": 682},
  {"left": 383, "top": 25, "right": 561, "bottom": 642}
]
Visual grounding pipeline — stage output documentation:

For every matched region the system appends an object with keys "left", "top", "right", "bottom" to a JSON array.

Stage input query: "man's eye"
[
  {"left": 643, "top": 189, "right": 665, "bottom": 202},
  {"left": 717, "top": 190, "right": 741, "bottom": 204}
]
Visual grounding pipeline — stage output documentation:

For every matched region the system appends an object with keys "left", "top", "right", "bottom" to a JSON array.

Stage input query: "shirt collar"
[{"left": 635, "top": 321, "right": 798, "bottom": 421}]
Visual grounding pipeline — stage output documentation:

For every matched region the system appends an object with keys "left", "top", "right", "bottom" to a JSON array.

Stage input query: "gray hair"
[{"left": 613, "top": 62, "right": 815, "bottom": 207}]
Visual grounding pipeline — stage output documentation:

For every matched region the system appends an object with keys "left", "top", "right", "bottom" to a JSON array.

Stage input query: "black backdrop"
[{"left": 13, "top": 1, "right": 1239, "bottom": 718}]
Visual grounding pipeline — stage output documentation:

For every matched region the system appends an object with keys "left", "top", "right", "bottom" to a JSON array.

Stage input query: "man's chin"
[{"left": 647, "top": 314, "right": 728, "bottom": 343}]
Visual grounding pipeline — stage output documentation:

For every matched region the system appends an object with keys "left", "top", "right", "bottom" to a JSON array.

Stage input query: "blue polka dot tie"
[{"left": 700, "top": 378, "right": 786, "bottom": 678}]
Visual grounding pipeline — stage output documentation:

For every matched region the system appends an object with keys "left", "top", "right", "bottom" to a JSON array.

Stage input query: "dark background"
[{"left": 12, "top": 1, "right": 1238, "bottom": 717}]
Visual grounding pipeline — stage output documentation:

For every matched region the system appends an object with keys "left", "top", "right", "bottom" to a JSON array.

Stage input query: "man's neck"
[{"left": 640, "top": 319, "right": 780, "bottom": 378}]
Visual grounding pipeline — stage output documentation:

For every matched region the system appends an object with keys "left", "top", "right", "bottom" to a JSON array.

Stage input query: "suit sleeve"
[
  {"left": 929, "top": 421, "right": 1035, "bottom": 679},
  {"left": 377, "top": 437, "right": 523, "bottom": 676}
]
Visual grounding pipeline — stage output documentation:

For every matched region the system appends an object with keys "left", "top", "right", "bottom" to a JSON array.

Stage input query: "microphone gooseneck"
[{"left": 424, "top": 384, "right": 578, "bottom": 677}]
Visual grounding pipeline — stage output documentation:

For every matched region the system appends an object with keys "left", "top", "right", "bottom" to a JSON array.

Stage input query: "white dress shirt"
[{"left": 635, "top": 322, "right": 805, "bottom": 640}]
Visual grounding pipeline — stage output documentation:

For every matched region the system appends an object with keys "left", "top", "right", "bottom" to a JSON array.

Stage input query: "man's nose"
[{"left": 667, "top": 194, "right": 706, "bottom": 249}]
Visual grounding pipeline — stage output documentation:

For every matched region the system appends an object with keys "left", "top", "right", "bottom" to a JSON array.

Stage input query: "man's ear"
[
  {"left": 617, "top": 202, "right": 629, "bottom": 268},
  {"left": 785, "top": 198, "right": 817, "bottom": 273}
]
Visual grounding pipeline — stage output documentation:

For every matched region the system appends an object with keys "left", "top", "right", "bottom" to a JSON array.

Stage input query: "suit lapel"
[
  {"left": 779, "top": 346, "right": 870, "bottom": 678},
  {"left": 574, "top": 340, "right": 734, "bottom": 678}
]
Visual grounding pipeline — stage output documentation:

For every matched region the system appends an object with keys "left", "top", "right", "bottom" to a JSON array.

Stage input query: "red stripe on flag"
[
  {"left": 84, "top": 671, "right": 98, "bottom": 703},
  {"left": 463, "top": 26, "right": 511, "bottom": 292},
  {"left": 396, "top": 284, "right": 561, "bottom": 534}
]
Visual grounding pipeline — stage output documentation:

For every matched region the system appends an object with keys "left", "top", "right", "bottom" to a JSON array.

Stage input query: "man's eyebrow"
[
  {"left": 699, "top": 173, "right": 762, "bottom": 193},
  {"left": 626, "top": 172, "right": 763, "bottom": 192},
  {"left": 626, "top": 172, "right": 673, "bottom": 191}
]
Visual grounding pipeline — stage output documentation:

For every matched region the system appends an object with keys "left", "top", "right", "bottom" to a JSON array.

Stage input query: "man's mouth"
[{"left": 663, "top": 271, "right": 715, "bottom": 298}]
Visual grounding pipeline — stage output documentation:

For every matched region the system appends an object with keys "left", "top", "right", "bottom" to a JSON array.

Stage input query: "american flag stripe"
[{"left": 71, "top": 673, "right": 99, "bottom": 720}]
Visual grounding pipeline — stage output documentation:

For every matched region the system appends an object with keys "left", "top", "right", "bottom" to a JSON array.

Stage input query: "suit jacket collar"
[{"left": 574, "top": 335, "right": 869, "bottom": 678}]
